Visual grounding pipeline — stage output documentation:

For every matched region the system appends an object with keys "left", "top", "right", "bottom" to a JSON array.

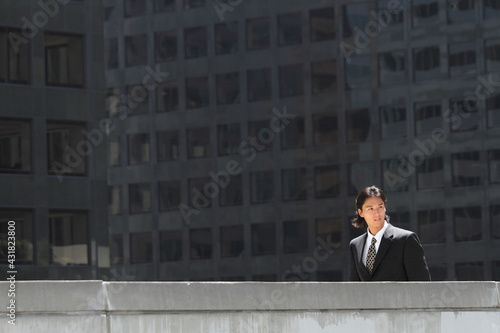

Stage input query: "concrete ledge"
[{"left": 0, "top": 281, "right": 499, "bottom": 333}]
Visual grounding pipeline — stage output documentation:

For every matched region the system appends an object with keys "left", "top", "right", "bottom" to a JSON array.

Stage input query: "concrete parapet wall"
[{"left": 1, "top": 281, "right": 499, "bottom": 332}]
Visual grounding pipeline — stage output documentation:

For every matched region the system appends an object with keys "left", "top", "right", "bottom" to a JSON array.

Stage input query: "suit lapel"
[
  {"left": 355, "top": 233, "right": 371, "bottom": 278},
  {"left": 371, "top": 224, "right": 394, "bottom": 275}
]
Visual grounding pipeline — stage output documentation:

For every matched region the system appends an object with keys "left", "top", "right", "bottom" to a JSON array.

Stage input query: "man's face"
[{"left": 358, "top": 196, "right": 386, "bottom": 233}]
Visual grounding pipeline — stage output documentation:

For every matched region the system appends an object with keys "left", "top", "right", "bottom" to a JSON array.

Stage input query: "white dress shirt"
[{"left": 362, "top": 221, "right": 389, "bottom": 266}]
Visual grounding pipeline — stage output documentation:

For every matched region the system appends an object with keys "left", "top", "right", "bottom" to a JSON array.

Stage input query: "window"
[
  {"left": 246, "top": 17, "right": 270, "bottom": 50},
  {"left": 0, "top": 210, "right": 34, "bottom": 265},
  {"left": 155, "top": 31, "right": 177, "bottom": 62},
  {"left": 455, "top": 209, "right": 481, "bottom": 240},
  {"left": 155, "top": 0, "right": 175, "bottom": 12},
  {"left": 130, "top": 232, "right": 152, "bottom": 264},
  {"left": 108, "top": 137, "right": 120, "bottom": 167},
  {"left": 190, "top": 228, "right": 212, "bottom": 259},
  {"left": 216, "top": 72, "right": 240, "bottom": 105},
  {"left": 343, "top": 3, "right": 369, "bottom": 38},
  {"left": 447, "top": 0, "right": 475, "bottom": 24},
  {"left": 487, "top": 95, "right": 500, "bottom": 128},
  {"left": 108, "top": 185, "right": 121, "bottom": 215},
  {"left": 378, "top": 0, "right": 404, "bottom": 28},
  {"left": 282, "top": 168, "right": 307, "bottom": 201},
  {"left": 490, "top": 204, "right": 500, "bottom": 239},
  {"left": 417, "top": 157, "right": 444, "bottom": 189},
  {"left": 281, "top": 117, "right": 305, "bottom": 149},
  {"left": 0, "top": 28, "right": 30, "bottom": 84},
  {"left": 157, "top": 130, "right": 179, "bottom": 162},
  {"left": 278, "top": 12, "right": 302, "bottom": 46},
  {"left": 314, "top": 165, "right": 340, "bottom": 198},
  {"left": 415, "top": 102, "right": 442, "bottom": 134},
  {"left": 413, "top": 46, "right": 440, "bottom": 81},
  {"left": 316, "top": 217, "right": 342, "bottom": 249},
  {"left": 455, "top": 262, "right": 484, "bottom": 280},
  {"left": 311, "top": 60, "right": 336, "bottom": 94},
  {"left": 418, "top": 209, "right": 445, "bottom": 243},
  {"left": 188, "top": 177, "right": 211, "bottom": 208},
  {"left": 215, "top": 22, "right": 238, "bottom": 55},
  {"left": 448, "top": 98, "right": 479, "bottom": 132},
  {"left": 449, "top": 42, "right": 476, "bottom": 76},
  {"left": 157, "top": 81, "right": 179, "bottom": 112},
  {"left": 389, "top": 211, "right": 411, "bottom": 231},
  {"left": 380, "top": 105, "right": 407, "bottom": 138},
  {"left": 124, "top": 0, "right": 146, "bottom": 17},
  {"left": 412, "top": 0, "right": 439, "bottom": 28},
  {"left": 160, "top": 230, "right": 182, "bottom": 261},
  {"left": 484, "top": 0, "right": 500, "bottom": 19},
  {"left": 128, "top": 133, "right": 150, "bottom": 165},
  {"left": 110, "top": 235, "right": 123, "bottom": 265},
  {"left": 126, "top": 84, "right": 149, "bottom": 115},
  {"left": 381, "top": 158, "right": 409, "bottom": 192},
  {"left": 187, "top": 127, "right": 210, "bottom": 158},
  {"left": 217, "top": 123, "right": 240, "bottom": 155},
  {"left": 184, "top": 26, "right": 207, "bottom": 59},
  {"left": 452, "top": 151, "right": 481, "bottom": 186},
  {"left": 220, "top": 225, "right": 244, "bottom": 258},
  {"left": 313, "top": 114, "right": 338, "bottom": 145},
  {"left": 184, "top": 0, "right": 205, "bottom": 9},
  {"left": 47, "top": 122, "right": 86, "bottom": 176},
  {"left": 379, "top": 51, "right": 406, "bottom": 85},
  {"left": 485, "top": 39, "right": 500, "bottom": 72},
  {"left": 346, "top": 108, "right": 371, "bottom": 143},
  {"left": 251, "top": 223, "right": 275, "bottom": 256},
  {"left": 0, "top": 119, "right": 31, "bottom": 173},
  {"left": 129, "top": 183, "right": 151, "bottom": 214},
  {"left": 247, "top": 68, "right": 271, "bottom": 102},
  {"left": 186, "top": 76, "right": 209, "bottom": 108},
  {"left": 488, "top": 150, "right": 500, "bottom": 184},
  {"left": 220, "top": 174, "right": 243, "bottom": 206},
  {"left": 106, "top": 88, "right": 120, "bottom": 118},
  {"left": 348, "top": 162, "right": 374, "bottom": 195},
  {"left": 248, "top": 119, "right": 273, "bottom": 151},
  {"left": 45, "top": 33, "right": 84, "bottom": 87},
  {"left": 310, "top": 7, "right": 335, "bottom": 41},
  {"left": 279, "top": 64, "right": 303, "bottom": 98},
  {"left": 105, "top": 38, "right": 118, "bottom": 69},
  {"left": 125, "top": 34, "right": 147, "bottom": 67},
  {"left": 49, "top": 211, "right": 88, "bottom": 265},
  {"left": 158, "top": 180, "right": 181, "bottom": 211},
  {"left": 250, "top": 170, "right": 274, "bottom": 204},
  {"left": 345, "top": 55, "right": 370, "bottom": 89},
  {"left": 284, "top": 220, "right": 308, "bottom": 253}
]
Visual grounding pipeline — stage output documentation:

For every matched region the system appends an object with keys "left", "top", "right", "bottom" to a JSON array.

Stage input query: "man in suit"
[{"left": 349, "top": 185, "right": 431, "bottom": 281}]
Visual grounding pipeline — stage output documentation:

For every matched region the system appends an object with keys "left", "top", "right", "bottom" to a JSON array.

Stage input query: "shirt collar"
[{"left": 367, "top": 220, "right": 388, "bottom": 244}]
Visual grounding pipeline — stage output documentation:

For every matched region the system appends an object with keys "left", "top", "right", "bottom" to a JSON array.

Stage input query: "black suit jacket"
[{"left": 349, "top": 223, "right": 431, "bottom": 281}]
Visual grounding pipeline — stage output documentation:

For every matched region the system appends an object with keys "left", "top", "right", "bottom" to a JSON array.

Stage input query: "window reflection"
[
  {"left": 0, "top": 119, "right": 31, "bottom": 173},
  {"left": 311, "top": 60, "right": 336, "bottom": 94},
  {"left": 449, "top": 42, "right": 476, "bottom": 76},
  {"left": 0, "top": 210, "right": 34, "bottom": 265},
  {"left": 486, "top": 95, "right": 500, "bottom": 128},
  {"left": 283, "top": 220, "right": 308, "bottom": 253},
  {"left": 187, "top": 127, "right": 210, "bottom": 158},
  {"left": 125, "top": 34, "right": 147, "bottom": 67},
  {"left": 346, "top": 108, "right": 371, "bottom": 143},
  {"left": 413, "top": 46, "right": 440, "bottom": 81},
  {"left": 158, "top": 180, "right": 181, "bottom": 211},
  {"left": 380, "top": 105, "right": 407, "bottom": 138},
  {"left": 314, "top": 165, "right": 340, "bottom": 198},
  {"left": 418, "top": 209, "right": 446, "bottom": 243},
  {"left": 215, "top": 22, "right": 238, "bottom": 55},
  {"left": 45, "top": 33, "right": 84, "bottom": 86},
  {"left": 447, "top": 0, "right": 476, "bottom": 24},
  {"left": 247, "top": 68, "right": 271, "bottom": 102},
  {"left": 47, "top": 122, "right": 86, "bottom": 175},
  {"left": 216, "top": 72, "right": 240, "bottom": 105},
  {"left": 280, "top": 117, "right": 305, "bottom": 149},
  {"left": 108, "top": 185, "right": 121, "bottom": 215},
  {"left": 49, "top": 211, "right": 88, "bottom": 265},
  {"left": 313, "top": 114, "right": 338, "bottom": 145},
  {"left": 310, "top": 7, "right": 335, "bottom": 41},
  {"left": 186, "top": 76, "right": 209, "bottom": 108},
  {"left": 217, "top": 123, "right": 240, "bottom": 155},
  {"left": 190, "top": 228, "right": 212, "bottom": 259},
  {"left": 160, "top": 230, "right": 182, "bottom": 261},
  {"left": 488, "top": 150, "right": 500, "bottom": 184},
  {"left": 246, "top": 17, "right": 270, "bottom": 50},
  {"left": 345, "top": 55, "right": 370, "bottom": 89},
  {"left": 490, "top": 205, "right": 500, "bottom": 239},
  {"left": 452, "top": 151, "right": 481, "bottom": 186},
  {"left": 184, "top": 26, "right": 207, "bottom": 59},
  {"left": 279, "top": 64, "right": 303, "bottom": 98},
  {"left": 157, "top": 81, "right": 179, "bottom": 112},
  {"left": 250, "top": 170, "right": 274, "bottom": 204},
  {"left": 381, "top": 158, "right": 409, "bottom": 192},
  {"left": 484, "top": 0, "right": 500, "bottom": 19},
  {"left": 251, "top": 223, "right": 275, "bottom": 256},
  {"left": 282, "top": 168, "right": 307, "bottom": 201},
  {"left": 316, "top": 217, "right": 342, "bottom": 249},
  {"left": 128, "top": 133, "right": 150, "bottom": 165},
  {"left": 155, "top": 30, "right": 177, "bottom": 62},
  {"left": 0, "top": 28, "right": 30, "bottom": 84},
  {"left": 415, "top": 101, "right": 442, "bottom": 134},
  {"left": 448, "top": 98, "right": 479, "bottom": 132},
  {"left": 343, "top": 3, "right": 369, "bottom": 38},
  {"left": 485, "top": 39, "right": 500, "bottom": 72},
  {"left": 220, "top": 175, "right": 242, "bottom": 206},
  {"left": 412, "top": 0, "right": 439, "bottom": 28},
  {"left": 278, "top": 12, "right": 302, "bottom": 46},
  {"left": 129, "top": 183, "right": 151, "bottom": 213},
  {"left": 130, "top": 232, "right": 152, "bottom": 263},
  {"left": 379, "top": 51, "right": 406, "bottom": 85},
  {"left": 157, "top": 130, "right": 179, "bottom": 161},
  {"left": 417, "top": 157, "right": 444, "bottom": 189},
  {"left": 220, "top": 225, "right": 244, "bottom": 258}
]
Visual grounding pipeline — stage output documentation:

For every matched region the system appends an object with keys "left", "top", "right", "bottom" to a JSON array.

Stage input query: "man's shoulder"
[
  {"left": 349, "top": 232, "right": 367, "bottom": 246},
  {"left": 387, "top": 224, "right": 416, "bottom": 238}
]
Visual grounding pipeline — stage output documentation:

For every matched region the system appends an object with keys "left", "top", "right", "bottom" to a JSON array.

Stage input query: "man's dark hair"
[{"left": 351, "top": 185, "right": 390, "bottom": 229}]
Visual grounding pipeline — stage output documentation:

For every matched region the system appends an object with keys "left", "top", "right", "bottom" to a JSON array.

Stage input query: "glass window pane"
[
  {"left": 108, "top": 185, "right": 121, "bottom": 215},
  {"left": 454, "top": 206, "right": 482, "bottom": 241},
  {"left": 160, "top": 230, "right": 182, "bottom": 261},
  {"left": 128, "top": 133, "right": 150, "bottom": 165},
  {"left": 250, "top": 170, "right": 274, "bottom": 204},
  {"left": 313, "top": 114, "right": 338, "bottom": 145},
  {"left": 417, "top": 157, "right": 444, "bottom": 189},
  {"left": 186, "top": 76, "right": 209, "bottom": 108},
  {"left": 45, "top": 33, "right": 84, "bottom": 87},
  {"left": 314, "top": 165, "right": 340, "bottom": 198},
  {"left": 381, "top": 158, "right": 409, "bottom": 192},
  {"left": 158, "top": 180, "right": 181, "bottom": 211},
  {"left": 278, "top": 12, "right": 302, "bottom": 46},
  {"left": 488, "top": 150, "right": 500, "bottom": 184},
  {"left": 380, "top": 105, "right": 407, "bottom": 138},
  {"left": 124, "top": 0, "right": 146, "bottom": 17},
  {"left": 447, "top": 0, "right": 475, "bottom": 24},
  {"left": 125, "top": 34, "right": 148, "bottom": 66},
  {"left": 217, "top": 123, "right": 240, "bottom": 156},
  {"left": 215, "top": 22, "right": 238, "bottom": 55},
  {"left": 418, "top": 209, "right": 445, "bottom": 243},
  {"left": 188, "top": 177, "right": 211, "bottom": 208},
  {"left": 0, "top": 210, "right": 34, "bottom": 265},
  {"left": 449, "top": 42, "right": 476, "bottom": 76},
  {"left": 316, "top": 217, "right": 342, "bottom": 249},
  {"left": 157, "top": 81, "right": 179, "bottom": 112},
  {"left": 0, "top": 119, "right": 31, "bottom": 173},
  {"left": 484, "top": 0, "right": 500, "bottom": 19},
  {"left": 187, "top": 127, "right": 210, "bottom": 158},
  {"left": 216, "top": 72, "right": 240, "bottom": 105},
  {"left": 184, "top": 0, "right": 205, "bottom": 9},
  {"left": 247, "top": 68, "right": 271, "bottom": 102},
  {"left": 378, "top": 0, "right": 404, "bottom": 29},
  {"left": 219, "top": 174, "right": 242, "bottom": 206},
  {"left": 246, "top": 17, "right": 270, "bottom": 50},
  {"left": 47, "top": 122, "right": 86, "bottom": 176},
  {"left": 130, "top": 232, "right": 152, "bottom": 264},
  {"left": 343, "top": 3, "right": 369, "bottom": 38},
  {"left": 184, "top": 26, "right": 207, "bottom": 59},
  {"left": 190, "top": 228, "right": 212, "bottom": 259},
  {"left": 220, "top": 225, "right": 244, "bottom": 258},
  {"left": 346, "top": 108, "right": 371, "bottom": 143},
  {"left": 155, "top": 0, "right": 175, "bottom": 12},
  {"left": 413, "top": 46, "right": 440, "bottom": 81},
  {"left": 155, "top": 31, "right": 177, "bottom": 62},
  {"left": 157, "top": 130, "right": 179, "bottom": 161},
  {"left": 348, "top": 162, "right": 374, "bottom": 195},
  {"left": 126, "top": 84, "right": 149, "bottom": 115},
  {"left": 282, "top": 168, "right": 307, "bottom": 201},
  {"left": 1, "top": 28, "right": 30, "bottom": 84},
  {"left": 412, "top": 0, "right": 439, "bottom": 28},
  {"left": 448, "top": 98, "right": 479, "bottom": 132},
  {"left": 379, "top": 51, "right": 406, "bottom": 85},
  {"left": 110, "top": 234, "right": 123, "bottom": 265},
  {"left": 251, "top": 223, "right": 275, "bottom": 256},
  {"left": 49, "top": 211, "right": 88, "bottom": 265},
  {"left": 452, "top": 151, "right": 481, "bottom": 186},
  {"left": 105, "top": 38, "right": 118, "bottom": 69},
  {"left": 310, "top": 7, "right": 335, "bottom": 41},
  {"left": 279, "top": 64, "right": 303, "bottom": 98},
  {"left": 490, "top": 204, "right": 500, "bottom": 239},
  {"left": 248, "top": 119, "right": 273, "bottom": 151},
  {"left": 455, "top": 262, "right": 484, "bottom": 280},
  {"left": 486, "top": 94, "right": 500, "bottom": 128},
  {"left": 281, "top": 117, "right": 305, "bottom": 149},
  {"left": 129, "top": 183, "right": 152, "bottom": 213},
  {"left": 311, "top": 60, "right": 336, "bottom": 94},
  {"left": 415, "top": 101, "right": 442, "bottom": 134},
  {"left": 284, "top": 220, "right": 308, "bottom": 253},
  {"left": 485, "top": 38, "right": 500, "bottom": 72},
  {"left": 345, "top": 55, "right": 370, "bottom": 89}
]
